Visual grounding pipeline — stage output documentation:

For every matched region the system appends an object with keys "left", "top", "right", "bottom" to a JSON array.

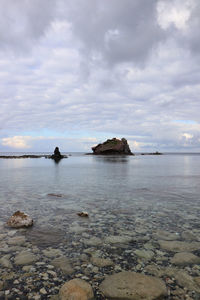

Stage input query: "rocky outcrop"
[
  {"left": 50, "top": 147, "right": 64, "bottom": 161},
  {"left": 49, "top": 147, "right": 68, "bottom": 162},
  {"left": 7, "top": 211, "right": 33, "bottom": 228},
  {"left": 141, "top": 151, "right": 162, "bottom": 155},
  {"left": 92, "top": 138, "right": 133, "bottom": 155}
]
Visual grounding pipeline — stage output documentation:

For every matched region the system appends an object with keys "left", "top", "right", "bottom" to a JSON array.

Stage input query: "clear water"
[
  {"left": 0, "top": 153, "right": 200, "bottom": 298},
  {"left": 0, "top": 153, "right": 200, "bottom": 235}
]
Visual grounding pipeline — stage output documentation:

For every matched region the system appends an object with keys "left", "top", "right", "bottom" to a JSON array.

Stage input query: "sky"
[{"left": 0, "top": 0, "right": 200, "bottom": 152}]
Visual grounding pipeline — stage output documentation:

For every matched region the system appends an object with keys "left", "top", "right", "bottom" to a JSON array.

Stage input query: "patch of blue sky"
[
  {"left": 21, "top": 129, "right": 118, "bottom": 140},
  {"left": 173, "top": 120, "right": 197, "bottom": 125},
  {"left": 21, "top": 129, "right": 66, "bottom": 138}
]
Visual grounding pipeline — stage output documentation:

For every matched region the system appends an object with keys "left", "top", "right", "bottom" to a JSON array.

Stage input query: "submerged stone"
[
  {"left": 99, "top": 271, "right": 167, "bottom": 299},
  {"left": 91, "top": 256, "right": 114, "bottom": 267},
  {"left": 170, "top": 252, "right": 200, "bottom": 266},
  {"left": 51, "top": 257, "right": 74, "bottom": 275},
  {"left": 14, "top": 251, "right": 37, "bottom": 265},
  {"left": 158, "top": 240, "right": 200, "bottom": 252},
  {"left": 105, "top": 235, "right": 133, "bottom": 244},
  {"left": 134, "top": 249, "right": 154, "bottom": 260},
  {"left": 175, "top": 271, "right": 200, "bottom": 293},
  {"left": 59, "top": 278, "right": 94, "bottom": 300}
]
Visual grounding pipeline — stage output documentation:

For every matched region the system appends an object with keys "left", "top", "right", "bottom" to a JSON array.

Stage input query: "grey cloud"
[
  {"left": 0, "top": 0, "right": 200, "bottom": 152},
  {"left": 185, "top": 1, "right": 200, "bottom": 55},
  {"left": 0, "top": 0, "right": 55, "bottom": 52},
  {"left": 63, "top": 0, "right": 165, "bottom": 66}
]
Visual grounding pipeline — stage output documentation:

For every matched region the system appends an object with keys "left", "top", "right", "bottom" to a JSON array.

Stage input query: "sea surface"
[{"left": 0, "top": 152, "right": 200, "bottom": 299}]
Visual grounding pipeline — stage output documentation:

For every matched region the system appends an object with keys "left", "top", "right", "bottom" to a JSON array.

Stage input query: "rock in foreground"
[
  {"left": 59, "top": 279, "right": 94, "bottom": 300},
  {"left": 7, "top": 211, "right": 33, "bottom": 228},
  {"left": 92, "top": 138, "right": 133, "bottom": 155},
  {"left": 99, "top": 271, "right": 167, "bottom": 300}
]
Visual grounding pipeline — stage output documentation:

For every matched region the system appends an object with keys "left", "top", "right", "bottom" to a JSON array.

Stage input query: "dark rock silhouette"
[
  {"left": 92, "top": 138, "right": 133, "bottom": 155},
  {"left": 50, "top": 147, "right": 66, "bottom": 162},
  {"left": 141, "top": 151, "right": 162, "bottom": 155}
]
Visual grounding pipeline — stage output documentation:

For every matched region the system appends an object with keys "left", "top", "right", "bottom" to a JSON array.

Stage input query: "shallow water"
[{"left": 0, "top": 153, "right": 200, "bottom": 299}]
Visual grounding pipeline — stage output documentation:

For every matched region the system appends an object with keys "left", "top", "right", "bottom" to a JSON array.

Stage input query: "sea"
[{"left": 0, "top": 152, "right": 200, "bottom": 298}]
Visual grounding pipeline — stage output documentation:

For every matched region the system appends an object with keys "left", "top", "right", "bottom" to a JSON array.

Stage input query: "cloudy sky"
[{"left": 0, "top": 0, "right": 200, "bottom": 152}]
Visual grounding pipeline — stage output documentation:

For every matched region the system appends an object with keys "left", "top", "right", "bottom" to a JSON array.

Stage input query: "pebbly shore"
[{"left": 0, "top": 192, "right": 200, "bottom": 299}]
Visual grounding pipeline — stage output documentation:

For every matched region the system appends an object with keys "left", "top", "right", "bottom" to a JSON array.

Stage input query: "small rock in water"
[
  {"left": 77, "top": 211, "right": 89, "bottom": 217},
  {"left": 7, "top": 211, "right": 33, "bottom": 228},
  {"left": 48, "top": 193, "right": 62, "bottom": 198}
]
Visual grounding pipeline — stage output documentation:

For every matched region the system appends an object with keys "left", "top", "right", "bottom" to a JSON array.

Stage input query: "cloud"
[
  {"left": 1, "top": 135, "right": 98, "bottom": 151},
  {"left": 63, "top": 0, "right": 165, "bottom": 66},
  {"left": 182, "top": 133, "right": 193, "bottom": 140},
  {"left": 0, "top": 0, "right": 55, "bottom": 53},
  {"left": 1, "top": 136, "right": 34, "bottom": 149},
  {"left": 157, "top": 0, "right": 192, "bottom": 30},
  {"left": 0, "top": 0, "right": 200, "bottom": 152}
]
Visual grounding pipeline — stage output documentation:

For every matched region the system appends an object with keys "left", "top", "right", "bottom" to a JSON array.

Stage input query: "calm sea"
[
  {"left": 1, "top": 152, "right": 200, "bottom": 298},
  {"left": 0, "top": 153, "right": 200, "bottom": 219},
  {"left": 0, "top": 152, "right": 200, "bottom": 243}
]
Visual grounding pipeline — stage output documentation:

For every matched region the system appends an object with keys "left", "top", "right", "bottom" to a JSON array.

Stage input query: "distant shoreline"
[
  {"left": 1, "top": 152, "right": 200, "bottom": 159},
  {"left": 0, "top": 155, "right": 68, "bottom": 159}
]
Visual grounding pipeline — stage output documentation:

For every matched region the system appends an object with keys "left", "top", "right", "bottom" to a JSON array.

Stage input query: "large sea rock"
[
  {"left": 50, "top": 147, "right": 65, "bottom": 161},
  {"left": 92, "top": 138, "right": 133, "bottom": 155}
]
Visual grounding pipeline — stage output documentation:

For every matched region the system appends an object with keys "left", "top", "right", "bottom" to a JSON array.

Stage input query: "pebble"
[
  {"left": 40, "top": 287, "right": 47, "bottom": 294},
  {"left": 1, "top": 199, "right": 200, "bottom": 299}
]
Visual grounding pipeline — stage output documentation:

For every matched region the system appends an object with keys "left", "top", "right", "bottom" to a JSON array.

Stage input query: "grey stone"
[
  {"left": 154, "top": 230, "right": 179, "bottom": 241},
  {"left": 171, "top": 252, "right": 200, "bottom": 266},
  {"left": 91, "top": 256, "right": 114, "bottom": 267},
  {"left": 51, "top": 257, "right": 74, "bottom": 275},
  {"left": 175, "top": 271, "right": 200, "bottom": 293},
  {"left": 134, "top": 249, "right": 154, "bottom": 260},
  {"left": 158, "top": 240, "right": 200, "bottom": 252},
  {"left": 42, "top": 248, "right": 63, "bottom": 258},
  {"left": 145, "top": 265, "right": 178, "bottom": 278},
  {"left": 0, "top": 254, "right": 12, "bottom": 268},
  {"left": 83, "top": 237, "right": 102, "bottom": 246},
  {"left": 7, "top": 236, "right": 26, "bottom": 246},
  {"left": 14, "top": 251, "right": 37, "bottom": 265},
  {"left": 105, "top": 235, "right": 132, "bottom": 244},
  {"left": 181, "top": 231, "right": 198, "bottom": 241},
  {"left": 100, "top": 271, "right": 167, "bottom": 299}
]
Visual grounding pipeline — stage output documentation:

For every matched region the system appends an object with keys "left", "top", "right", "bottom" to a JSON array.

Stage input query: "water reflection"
[{"left": 92, "top": 155, "right": 129, "bottom": 163}]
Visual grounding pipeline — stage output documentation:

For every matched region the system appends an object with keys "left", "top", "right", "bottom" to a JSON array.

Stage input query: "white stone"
[{"left": 7, "top": 211, "right": 33, "bottom": 228}]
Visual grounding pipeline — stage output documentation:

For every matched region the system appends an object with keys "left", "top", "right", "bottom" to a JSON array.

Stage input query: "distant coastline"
[{"left": 1, "top": 152, "right": 200, "bottom": 159}]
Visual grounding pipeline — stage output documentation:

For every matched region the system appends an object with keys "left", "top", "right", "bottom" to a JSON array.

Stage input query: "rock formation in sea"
[
  {"left": 141, "top": 151, "right": 162, "bottom": 155},
  {"left": 92, "top": 138, "right": 133, "bottom": 155},
  {"left": 50, "top": 147, "right": 66, "bottom": 161}
]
